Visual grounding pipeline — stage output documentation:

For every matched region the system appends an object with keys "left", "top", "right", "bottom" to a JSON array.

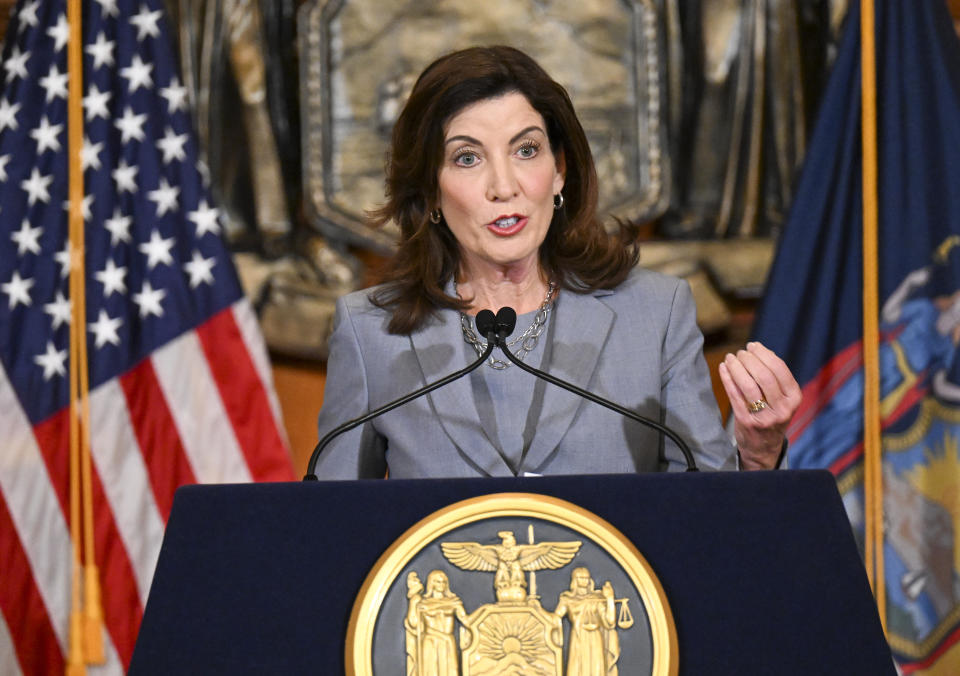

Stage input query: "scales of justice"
[{"left": 403, "top": 527, "right": 635, "bottom": 676}]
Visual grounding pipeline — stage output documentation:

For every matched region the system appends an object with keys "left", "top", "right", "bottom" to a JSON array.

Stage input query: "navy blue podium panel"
[{"left": 130, "top": 471, "right": 894, "bottom": 674}]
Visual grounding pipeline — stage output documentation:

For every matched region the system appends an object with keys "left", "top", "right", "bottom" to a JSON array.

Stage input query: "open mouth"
[{"left": 486, "top": 214, "right": 527, "bottom": 236}]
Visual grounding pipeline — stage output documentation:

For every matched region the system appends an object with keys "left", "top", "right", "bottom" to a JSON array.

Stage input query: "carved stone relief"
[{"left": 300, "top": 0, "right": 670, "bottom": 251}]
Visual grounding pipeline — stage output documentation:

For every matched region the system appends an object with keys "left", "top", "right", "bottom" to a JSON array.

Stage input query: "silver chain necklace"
[{"left": 457, "top": 281, "right": 557, "bottom": 370}]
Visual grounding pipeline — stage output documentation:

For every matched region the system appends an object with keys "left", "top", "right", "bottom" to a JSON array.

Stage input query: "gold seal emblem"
[{"left": 347, "top": 493, "right": 677, "bottom": 675}]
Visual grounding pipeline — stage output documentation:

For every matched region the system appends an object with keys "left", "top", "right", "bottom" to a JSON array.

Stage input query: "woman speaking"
[{"left": 313, "top": 46, "right": 800, "bottom": 479}]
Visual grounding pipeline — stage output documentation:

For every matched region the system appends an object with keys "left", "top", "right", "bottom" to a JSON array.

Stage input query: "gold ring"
[{"left": 748, "top": 399, "right": 768, "bottom": 413}]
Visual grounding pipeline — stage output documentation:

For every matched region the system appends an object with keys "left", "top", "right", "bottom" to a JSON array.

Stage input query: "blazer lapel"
[
  {"left": 520, "top": 289, "right": 616, "bottom": 473},
  {"left": 409, "top": 312, "right": 515, "bottom": 476}
]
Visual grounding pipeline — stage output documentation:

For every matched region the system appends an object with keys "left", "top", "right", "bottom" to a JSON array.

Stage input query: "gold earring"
[
  {"left": 430, "top": 209, "right": 442, "bottom": 224},
  {"left": 553, "top": 193, "right": 564, "bottom": 210}
]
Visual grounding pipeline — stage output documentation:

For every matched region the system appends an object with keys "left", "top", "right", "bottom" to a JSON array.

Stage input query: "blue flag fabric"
[{"left": 753, "top": 0, "right": 960, "bottom": 671}]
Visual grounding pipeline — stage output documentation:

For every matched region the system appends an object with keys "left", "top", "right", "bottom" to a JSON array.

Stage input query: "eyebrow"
[{"left": 444, "top": 125, "right": 546, "bottom": 147}]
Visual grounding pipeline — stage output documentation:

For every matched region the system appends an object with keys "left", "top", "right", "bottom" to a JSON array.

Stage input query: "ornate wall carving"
[{"left": 299, "top": 0, "right": 671, "bottom": 251}]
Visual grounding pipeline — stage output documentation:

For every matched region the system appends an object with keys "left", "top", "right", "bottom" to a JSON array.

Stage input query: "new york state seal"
[{"left": 347, "top": 494, "right": 677, "bottom": 676}]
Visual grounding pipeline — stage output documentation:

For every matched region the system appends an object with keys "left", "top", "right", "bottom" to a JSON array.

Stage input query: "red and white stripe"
[
  {"left": 0, "top": 298, "right": 293, "bottom": 672},
  {"left": 0, "top": 609, "right": 24, "bottom": 676}
]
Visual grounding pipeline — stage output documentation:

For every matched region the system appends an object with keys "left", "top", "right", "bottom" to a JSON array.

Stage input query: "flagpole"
[
  {"left": 65, "top": 0, "right": 85, "bottom": 666},
  {"left": 860, "top": 0, "right": 887, "bottom": 635},
  {"left": 67, "top": 0, "right": 105, "bottom": 667}
]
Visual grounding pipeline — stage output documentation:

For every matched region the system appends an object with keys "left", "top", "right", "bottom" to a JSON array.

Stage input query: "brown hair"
[{"left": 370, "top": 45, "right": 641, "bottom": 334}]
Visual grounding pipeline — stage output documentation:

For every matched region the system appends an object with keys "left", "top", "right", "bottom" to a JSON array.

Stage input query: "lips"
[{"left": 486, "top": 214, "right": 527, "bottom": 236}]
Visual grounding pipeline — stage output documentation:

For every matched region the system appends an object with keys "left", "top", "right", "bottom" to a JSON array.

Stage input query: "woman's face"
[{"left": 438, "top": 92, "right": 565, "bottom": 277}]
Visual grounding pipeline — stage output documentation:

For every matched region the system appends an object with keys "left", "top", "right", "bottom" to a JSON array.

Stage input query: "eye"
[
  {"left": 516, "top": 141, "right": 540, "bottom": 159},
  {"left": 453, "top": 150, "right": 480, "bottom": 167}
]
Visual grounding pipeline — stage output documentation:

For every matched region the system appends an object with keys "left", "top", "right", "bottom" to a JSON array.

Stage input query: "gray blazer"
[{"left": 314, "top": 268, "right": 737, "bottom": 479}]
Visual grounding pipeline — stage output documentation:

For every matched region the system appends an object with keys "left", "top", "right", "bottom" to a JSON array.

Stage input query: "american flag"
[{"left": 0, "top": 0, "right": 294, "bottom": 673}]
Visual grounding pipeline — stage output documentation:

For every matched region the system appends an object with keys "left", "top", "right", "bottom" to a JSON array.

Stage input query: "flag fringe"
[
  {"left": 67, "top": 567, "right": 85, "bottom": 676},
  {"left": 82, "top": 565, "right": 105, "bottom": 663}
]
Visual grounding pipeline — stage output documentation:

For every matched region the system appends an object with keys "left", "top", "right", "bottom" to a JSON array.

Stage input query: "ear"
[{"left": 553, "top": 148, "right": 566, "bottom": 194}]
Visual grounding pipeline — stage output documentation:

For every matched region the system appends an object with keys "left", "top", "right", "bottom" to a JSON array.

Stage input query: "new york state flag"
[{"left": 753, "top": 1, "right": 960, "bottom": 673}]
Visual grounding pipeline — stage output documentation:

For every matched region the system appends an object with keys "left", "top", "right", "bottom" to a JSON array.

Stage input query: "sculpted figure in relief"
[
  {"left": 554, "top": 567, "right": 621, "bottom": 676},
  {"left": 406, "top": 570, "right": 470, "bottom": 676}
]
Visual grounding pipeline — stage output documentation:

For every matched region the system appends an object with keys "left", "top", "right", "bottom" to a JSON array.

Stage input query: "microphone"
[
  {"left": 492, "top": 307, "right": 699, "bottom": 472},
  {"left": 476, "top": 308, "right": 498, "bottom": 338},
  {"left": 304, "top": 310, "right": 499, "bottom": 480},
  {"left": 494, "top": 306, "right": 516, "bottom": 341}
]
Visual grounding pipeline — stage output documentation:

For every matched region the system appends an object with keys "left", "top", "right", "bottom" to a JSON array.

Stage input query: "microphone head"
[
  {"left": 475, "top": 309, "right": 497, "bottom": 340},
  {"left": 495, "top": 307, "right": 517, "bottom": 339}
]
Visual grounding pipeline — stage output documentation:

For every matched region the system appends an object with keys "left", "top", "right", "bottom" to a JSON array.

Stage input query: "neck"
[{"left": 456, "top": 261, "right": 549, "bottom": 315}]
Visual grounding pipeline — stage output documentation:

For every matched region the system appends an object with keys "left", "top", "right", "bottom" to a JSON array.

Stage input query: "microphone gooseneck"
[
  {"left": 304, "top": 318, "right": 496, "bottom": 480},
  {"left": 492, "top": 305, "right": 699, "bottom": 472}
]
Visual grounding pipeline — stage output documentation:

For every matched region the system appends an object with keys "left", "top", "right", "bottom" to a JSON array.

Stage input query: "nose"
[{"left": 485, "top": 157, "right": 519, "bottom": 202}]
